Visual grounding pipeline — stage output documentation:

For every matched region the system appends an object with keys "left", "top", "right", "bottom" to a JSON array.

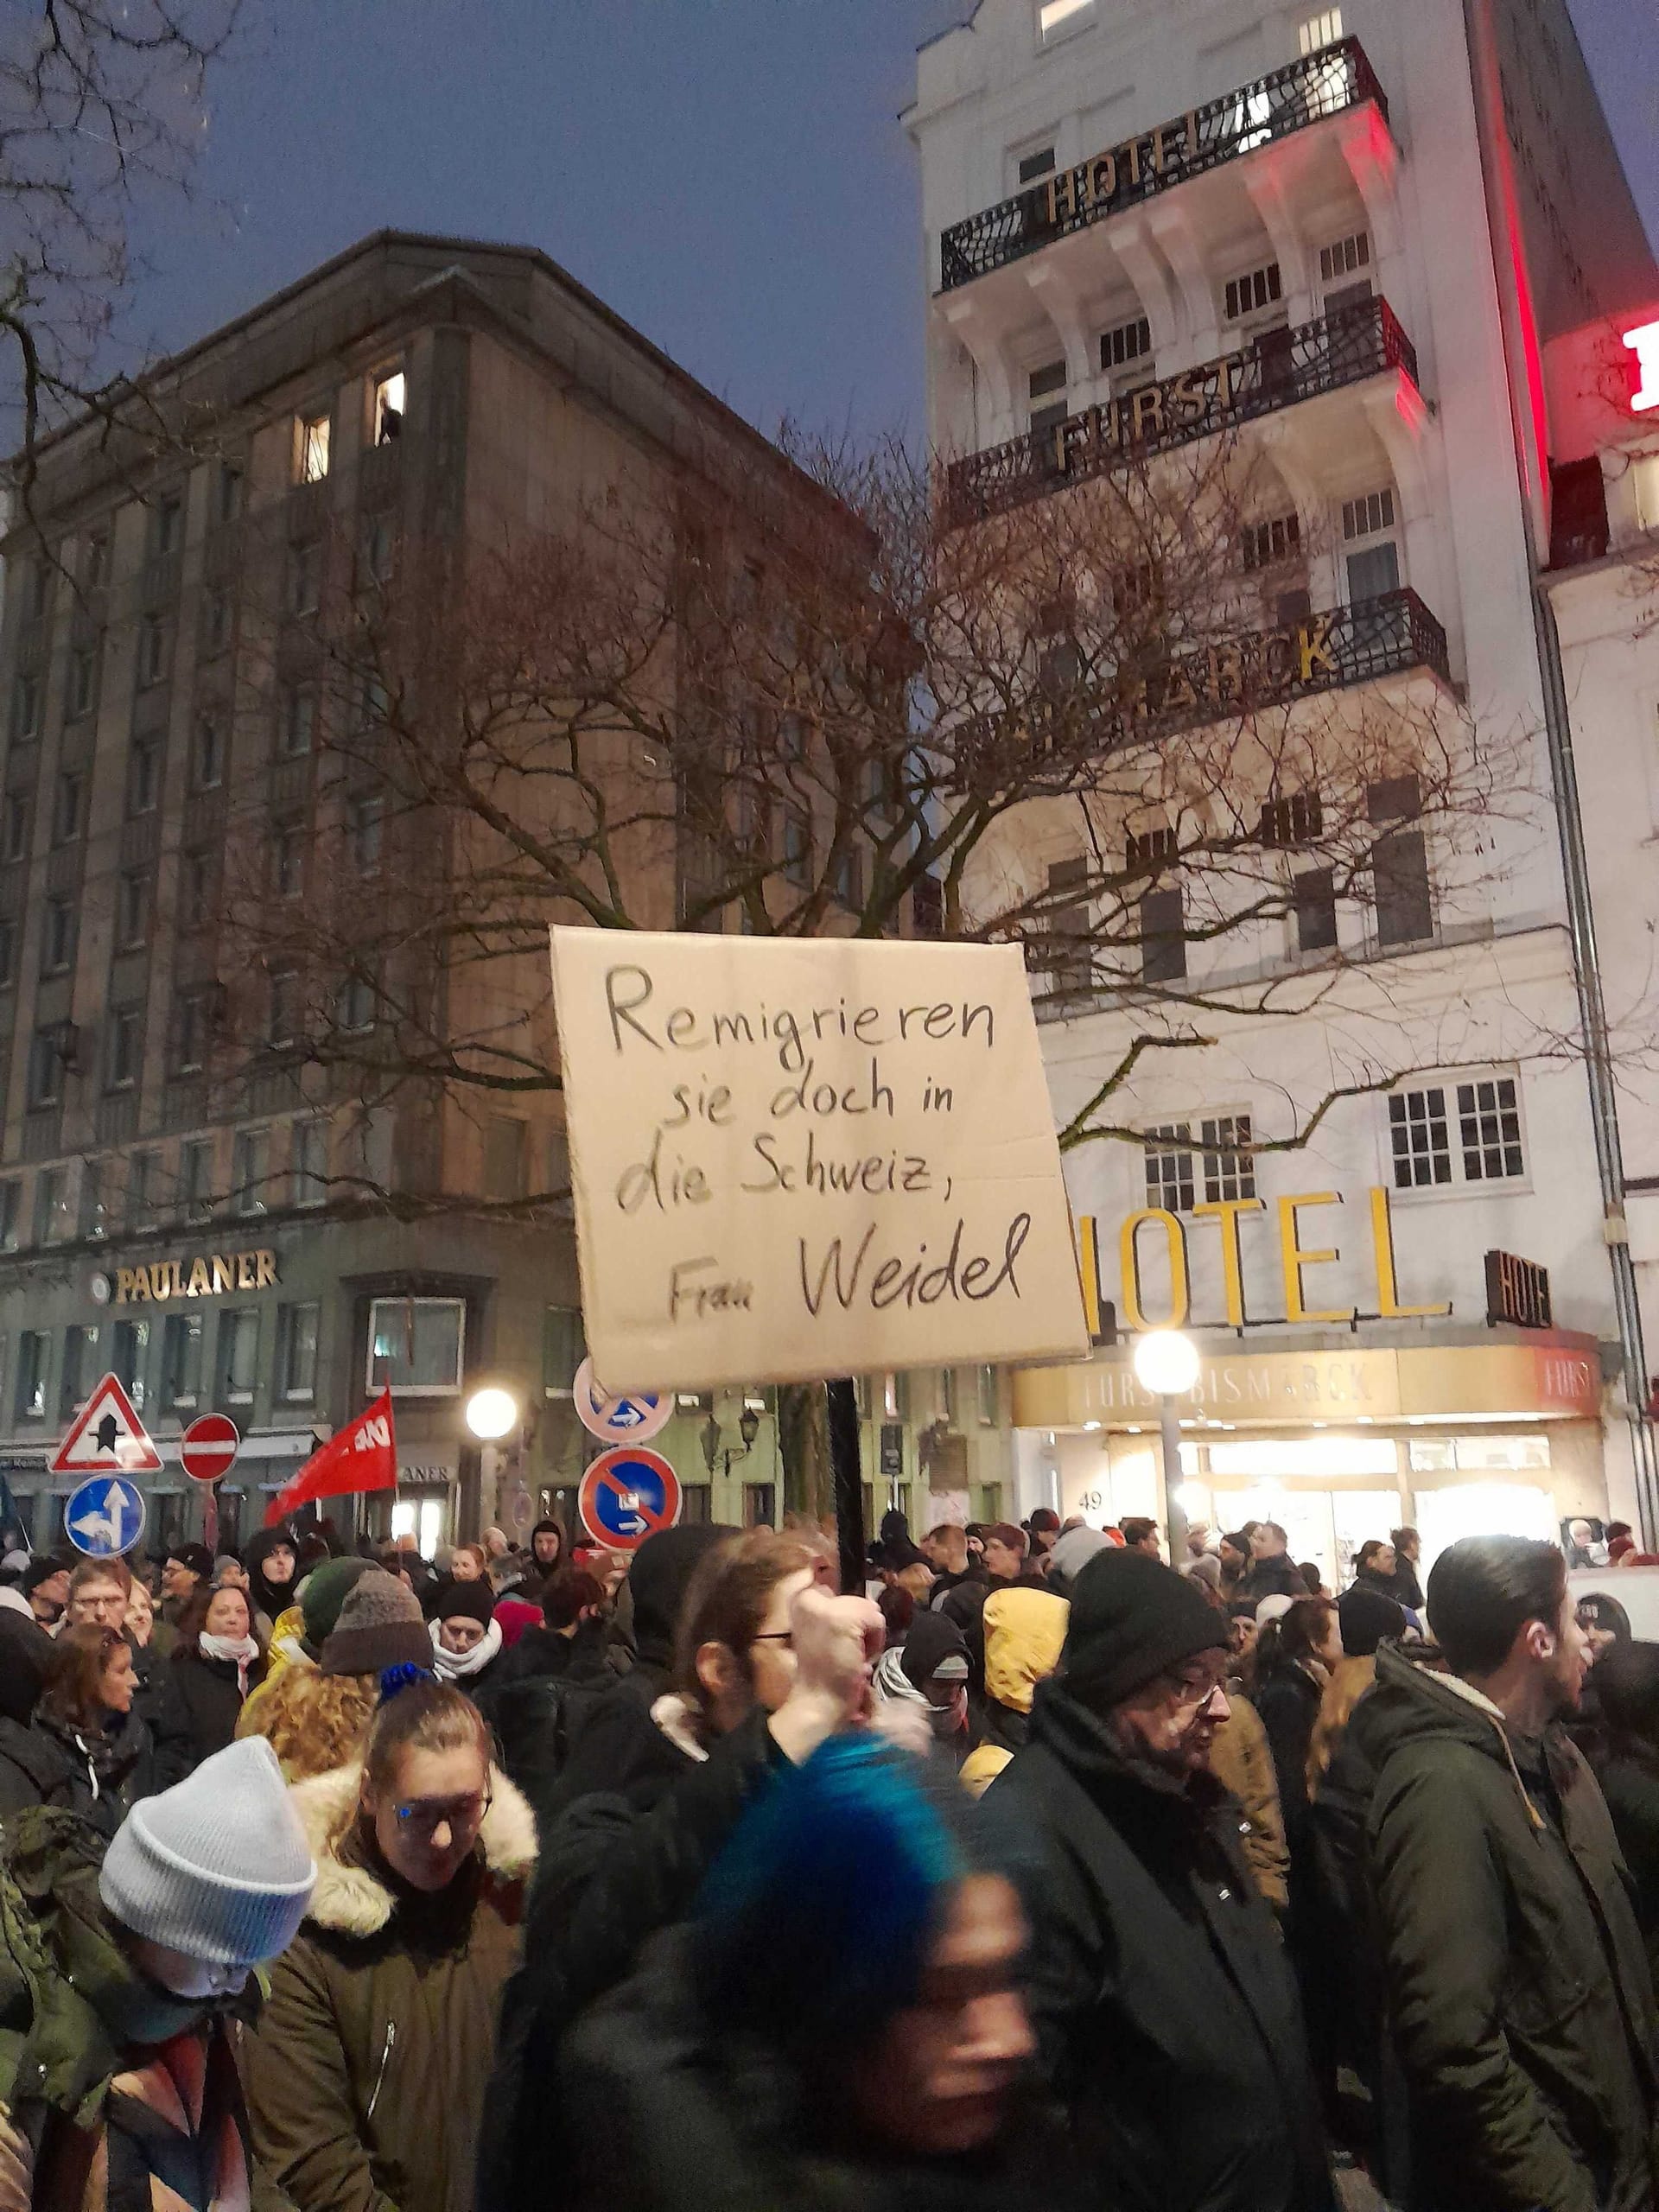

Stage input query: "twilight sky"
[{"left": 124, "top": 0, "right": 1656, "bottom": 448}]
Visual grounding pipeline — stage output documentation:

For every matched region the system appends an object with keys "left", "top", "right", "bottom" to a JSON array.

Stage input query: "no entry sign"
[
  {"left": 180, "top": 1413, "right": 240, "bottom": 1484},
  {"left": 578, "top": 1447, "right": 683, "bottom": 1551}
]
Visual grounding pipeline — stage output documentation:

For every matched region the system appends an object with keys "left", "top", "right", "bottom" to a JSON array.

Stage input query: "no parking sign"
[{"left": 578, "top": 1447, "right": 682, "bottom": 1551}]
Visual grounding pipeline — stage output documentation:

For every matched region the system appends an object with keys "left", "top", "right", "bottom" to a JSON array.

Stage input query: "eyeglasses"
[{"left": 393, "top": 1790, "right": 491, "bottom": 1841}]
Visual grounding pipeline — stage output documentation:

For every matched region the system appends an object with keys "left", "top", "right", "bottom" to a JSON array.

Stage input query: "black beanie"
[
  {"left": 1338, "top": 1584, "right": 1406, "bottom": 1657},
  {"left": 626, "top": 1524, "right": 736, "bottom": 1667},
  {"left": 1060, "top": 1550, "right": 1228, "bottom": 1707},
  {"left": 431, "top": 1576, "right": 496, "bottom": 1629}
]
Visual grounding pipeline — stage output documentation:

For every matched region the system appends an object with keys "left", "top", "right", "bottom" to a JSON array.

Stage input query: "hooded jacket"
[
  {"left": 169, "top": 1644, "right": 267, "bottom": 1769},
  {"left": 242, "top": 1758, "right": 537, "bottom": 2212},
  {"left": 1357, "top": 1642, "right": 1659, "bottom": 2212},
  {"left": 241, "top": 1530, "right": 301, "bottom": 1643},
  {"left": 988, "top": 1677, "right": 1332, "bottom": 2212},
  {"left": 0, "top": 1706, "right": 158, "bottom": 1841},
  {"left": 960, "top": 1588, "right": 1068, "bottom": 1795}
]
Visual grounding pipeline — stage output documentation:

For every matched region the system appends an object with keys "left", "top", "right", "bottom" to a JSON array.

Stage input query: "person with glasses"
[
  {"left": 985, "top": 1547, "right": 1331, "bottom": 2212},
  {"left": 245, "top": 1669, "right": 537, "bottom": 2212}
]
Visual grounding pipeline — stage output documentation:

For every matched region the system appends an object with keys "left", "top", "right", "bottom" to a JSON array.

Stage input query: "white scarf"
[
  {"left": 429, "top": 1617, "right": 502, "bottom": 1681},
  {"left": 198, "top": 1630, "right": 260, "bottom": 1696}
]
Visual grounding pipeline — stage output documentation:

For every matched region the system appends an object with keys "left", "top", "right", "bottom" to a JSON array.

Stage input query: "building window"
[
  {"left": 10, "top": 671, "right": 40, "bottom": 742},
  {"left": 977, "top": 1363, "right": 999, "bottom": 1426},
  {"left": 1141, "top": 883, "right": 1186, "bottom": 984},
  {"left": 367, "top": 1296, "right": 466, "bottom": 1395},
  {"left": 1043, "top": 855, "right": 1091, "bottom": 994},
  {"left": 26, "top": 1028, "right": 64, "bottom": 1108},
  {"left": 269, "top": 970, "right": 297, "bottom": 1047},
  {"left": 1343, "top": 487, "right": 1402, "bottom": 601},
  {"left": 939, "top": 1366, "right": 957, "bottom": 1424},
  {"left": 1300, "top": 7, "right": 1343, "bottom": 52},
  {"left": 484, "top": 1115, "right": 527, "bottom": 1203},
  {"left": 181, "top": 849, "right": 213, "bottom": 931},
  {"left": 337, "top": 970, "right": 376, "bottom": 1033},
  {"left": 151, "top": 494, "right": 182, "bottom": 557},
  {"left": 1200, "top": 1114, "right": 1255, "bottom": 1202},
  {"left": 41, "top": 897, "right": 73, "bottom": 975},
  {"left": 1242, "top": 513, "right": 1302, "bottom": 572},
  {"left": 350, "top": 792, "right": 385, "bottom": 869},
  {"left": 1039, "top": 0, "right": 1095, "bottom": 41},
  {"left": 288, "top": 540, "right": 321, "bottom": 618},
  {"left": 59, "top": 1325, "right": 100, "bottom": 1421},
  {"left": 219, "top": 1308, "right": 259, "bottom": 1405},
  {"left": 296, "top": 410, "right": 331, "bottom": 484},
  {"left": 162, "top": 1313, "right": 203, "bottom": 1408},
  {"left": 127, "top": 737, "right": 160, "bottom": 817},
  {"left": 1369, "top": 775, "right": 1433, "bottom": 946},
  {"left": 203, "top": 585, "right": 233, "bottom": 656},
  {"left": 291, "top": 1119, "right": 327, "bottom": 1207},
  {"left": 543, "top": 1305, "right": 586, "bottom": 1398},
  {"left": 1027, "top": 359, "right": 1068, "bottom": 437},
  {"left": 111, "top": 1318, "right": 148, "bottom": 1411},
  {"left": 84, "top": 532, "right": 111, "bottom": 587},
  {"left": 15, "top": 1332, "right": 46, "bottom": 1421},
  {"left": 33, "top": 1167, "right": 66, "bottom": 1246},
  {"left": 117, "top": 868, "right": 149, "bottom": 950},
  {"left": 1320, "top": 229, "right": 1371, "bottom": 305},
  {"left": 272, "top": 819, "right": 303, "bottom": 898},
  {"left": 279, "top": 685, "right": 316, "bottom": 758},
  {"left": 230, "top": 1128, "right": 269, "bottom": 1216},
  {"left": 781, "top": 808, "right": 812, "bottom": 891},
  {"left": 192, "top": 715, "right": 225, "bottom": 790},
  {"left": 181, "top": 1136, "right": 213, "bottom": 1219},
  {"left": 882, "top": 1370, "right": 909, "bottom": 1421},
  {"left": 51, "top": 772, "right": 83, "bottom": 845},
  {"left": 216, "top": 461, "right": 244, "bottom": 524},
  {"left": 0, "top": 1181, "right": 17, "bottom": 1252},
  {"left": 137, "top": 613, "right": 169, "bottom": 688},
  {"left": 373, "top": 369, "right": 405, "bottom": 444},
  {"left": 1016, "top": 145, "right": 1056, "bottom": 186},
  {"left": 3, "top": 793, "right": 27, "bottom": 860},
  {"left": 1144, "top": 1125, "right": 1196, "bottom": 1212},
  {"left": 125, "top": 1151, "right": 156, "bottom": 1231},
  {"left": 1100, "top": 315, "right": 1153, "bottom": 374},
  {"left": 277, "top": 1303, "right": 320, "bottom": 1401},
  {"left": 1457, "top": 1074, "right": 1526, "bottom": 1182},
  {"left": 832, "top": 842, "right": 864, "bottom": 910},
  {"left": 1259, "top": 789, "right": 1323, "bottom": 845},
  {"left": 0, "top": 915, "right": 14, "bottom": 985},
  {"left": 1224, "top": 263, "right": 1282, "bottom": 321},
  {"left": 360, "top": 512, "right": 396, "bottom": 586},
  {"left": 67, "top": 643, "right": 98, "bottom": 719},
  {"left": 1294, "top": 867, "right": 1339, "bottom": 952},
  {"left": 1389, "top": 1088, "right": 1450, "bottom": 1188},
  {"left": 106, "top": 1007, "right": 141, "bottom": 1090}
]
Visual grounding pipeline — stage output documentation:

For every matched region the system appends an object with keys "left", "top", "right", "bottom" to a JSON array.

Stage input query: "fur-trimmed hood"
[{"left": 289, "top": 1757, "right": 537, "bottom": 1937}]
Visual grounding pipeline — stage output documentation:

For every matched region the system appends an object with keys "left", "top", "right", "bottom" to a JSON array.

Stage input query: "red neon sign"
[{"left": 1624, "top": 319, "right": 1659, "bottom": 414}]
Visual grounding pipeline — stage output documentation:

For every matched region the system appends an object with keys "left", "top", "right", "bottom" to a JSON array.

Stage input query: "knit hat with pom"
[{"left": 319, "top": 1567, "right": 430, "bottom": 1677}]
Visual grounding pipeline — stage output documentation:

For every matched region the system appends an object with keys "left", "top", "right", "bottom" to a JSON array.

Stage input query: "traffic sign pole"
[{"left": 577, "top": 1447, "right": 683, "bottom": 1550}]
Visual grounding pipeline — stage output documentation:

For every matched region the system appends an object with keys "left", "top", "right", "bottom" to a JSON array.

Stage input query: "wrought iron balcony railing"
[
  {"left": 951, "top": 589, "right": 1452, "bottom": 790},
  {"left": 943, "top": 296, "right": 1419, "bottom": 527},
  {"left": 939, "top": 39, "right": 1389, "bottom": 291}
]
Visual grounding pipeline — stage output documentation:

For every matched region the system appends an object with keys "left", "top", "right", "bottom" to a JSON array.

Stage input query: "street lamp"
[
  {"left": 464, "top": 1385, "right": 519, "bottom": 1440},
  {"left": 700, "top": 1402, "right": 762, "bottom": 1481},
  {"left": 1132, "top": 1329, "right": 1199, "bottom": 1560}
]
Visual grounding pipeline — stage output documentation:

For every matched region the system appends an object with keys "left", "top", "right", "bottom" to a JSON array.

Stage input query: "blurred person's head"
[
  {"left": 124, "top": 1577, "right": 154, "bottom": 1647},
  {"left": 542, "top": 1565, "right": 604, "bottom": 1635},
  {"left": 530, "top": 1520, "right": 565, "bottom": 1573},
  {"left": 1026, "top": 1508, "right": 1060, "bottom": 1558},
  {"left": 1218, "top": 1532, "right": 1250, "bottom": 1575},
  {"left": 1427, "top": 1535, "right": 1586, "bottom": 1722},
  {"left": 448, "top": 1543, "right": 486, "bottom": 1582},
  {"left": 674, "top": 1529, "right": 817, "bottom": 1743},
  {"left": 624, "top": 1523, "right": 736, "bottom": 1671},
  {"left": 1593, "top": 1640, "right": 1659, "bottom": 1759},
  {"left": 67, "top": 1558, "right": 131, "bottom": 1630},
  {"left": 1250, "top": 1522, "right": 1287, "bottom": 1560},
  {"left": 924, "top": 1525, "right": 969, "bottom": 1575},
  {"left": 1338, "top": 1584, "right": 1407, "bottom": 1657},
  {"left": 1356, "top": 1539, "right": 1396, "bottom": 1581},
  {"left": 982, "top": 1525, "right": 1027, "bottom": 1583},
  {"left": 22, "top": 1555, "right": 71, "bottom": 1625},
  {"left": 431, "top": 1578, "right": 496, "bottom": 1657},
  {"left": 41, "top": 1622, "right": 135, "bottom": 1732},
  {"left": 162, "top": 1544, "right": 213, "bottom": 1604},
  {"left": 1118, "top": 1517, "right": 1160, "bottom": 1560},
  {"left": 1391, "top": 1526, "right": 1421, "bottom": 1564}
]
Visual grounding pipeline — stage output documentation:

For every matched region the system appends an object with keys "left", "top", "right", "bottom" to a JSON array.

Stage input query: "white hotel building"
[{"left": 906, "top": 0, "right": 1659, "bottom": 1578}]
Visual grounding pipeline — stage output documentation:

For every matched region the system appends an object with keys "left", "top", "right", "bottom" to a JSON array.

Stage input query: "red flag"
[{"left": 265, "top": 1389, "right": 397, "bottom": 1527}]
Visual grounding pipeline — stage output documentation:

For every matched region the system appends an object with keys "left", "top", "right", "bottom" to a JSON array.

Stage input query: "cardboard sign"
[{"left": 550, "top": 929, "right": 1090, "bottom": 1391}]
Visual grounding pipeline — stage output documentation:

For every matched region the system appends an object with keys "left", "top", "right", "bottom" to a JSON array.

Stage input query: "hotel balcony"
[
  {"left": 939, "top": 39, "right": 1390, "bottom": 294},
  {"left": 952, "top": 588, "right": 1452, "bottom": 792},
  {"left": 942, "top": 296, "right": 1421, "bottom": 526}
]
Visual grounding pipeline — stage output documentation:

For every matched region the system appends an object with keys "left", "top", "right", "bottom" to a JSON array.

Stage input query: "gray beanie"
[
  {"left": 320, "top": 1566, "right": 430, "bottom": 1677},
  {"left": 1051, "top": 1526, "right": 1113, "bottom": 1587},
  {"left": 99, "top": 1736, "right": 315, "bottom": 1967}
]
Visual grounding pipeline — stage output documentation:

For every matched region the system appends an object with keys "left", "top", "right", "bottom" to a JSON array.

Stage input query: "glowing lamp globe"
[
  {"left": 1132, "top": 1330, "right": 1199, "bottom": 1399},
  {"left": 465, "top": 1386, "right": 519, "bottom": 1441}
]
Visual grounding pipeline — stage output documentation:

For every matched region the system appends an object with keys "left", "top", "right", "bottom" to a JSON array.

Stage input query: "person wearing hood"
[
  {"left": 245, "top": 1675, "right": 537, "bottom": 2212},
  {"left": 872, "top": 1608, "right": 972, "bottom": 1763},
  {"left": 985, "top": 1548, "right": 1332, "bottom": 2212},
  {"left": 940, "top": 1523, "right": 1043, "bottom": 1694},
  {"left": 529, "top": 1519, "right": 566, "bottom": 1579},
  {"left": 960, "top": 1586, "right": 1069, "bottom": 1797},
  {"left": 240, "top": 1554, "right": 373, "bottom": 1726},
  {"left": 0, "top": 1734, "right": 315, "bottom": 2212},
  {"left": 1357, "top": 1535, "right": 1657, "bottom": 2212},
  {"left": 238, "top": 1562, "right": 423, "bottom": 1782},
  {"left": 168, "top": 1581, "right": 267, "bottom": 1769},
  {"left": 241, "top": 1527, "right": 300, "bottom": 1643},
  {"left": 1045, "top": 1525, "right": 1113, "bottom": 1601},
  {"left": 0, "top": 1623, "right": 158, "bottom": 1840},
  {"left": 21, "top": 1554, "right": 70, "bottom": 1632},
  {"left": 153, "top": 1541, "right": 214, "bottom": 1656},
  {"left": 429, "top": 1576, "right": 507, "bottom": 1697}
]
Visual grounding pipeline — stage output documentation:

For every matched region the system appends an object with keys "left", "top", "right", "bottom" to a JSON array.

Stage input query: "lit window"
[
  {"left": 367, "top": 1296, "right": 466, "bottom": 1395},
  {"left": 1299, "top": 8, "right": 1343, "bottom": 53},
  {"left": 296, "top": 411, "right": 331, "bottom": 484},
  {"left": 977, "top": 1363, "right": 999, "bottom": 1426},
  {"left": 1631, "top": 454, "right": 1659, "bottom": 532},
  {"left": 373, "top": 370, "right": 405, "bottom": 445},
  {"left": 1039, "top": 0, "right": 1096, "bottom": 41}
]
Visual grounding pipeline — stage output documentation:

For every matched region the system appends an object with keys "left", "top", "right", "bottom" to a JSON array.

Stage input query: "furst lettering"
[{"left": 798, "top": 1215, "right": 1032, "bottom": 1316}]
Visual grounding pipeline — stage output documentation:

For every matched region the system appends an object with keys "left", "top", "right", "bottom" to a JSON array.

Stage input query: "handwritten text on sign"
[{"left": 550, "top": 930, "right": 1090, "bottom": 1392}]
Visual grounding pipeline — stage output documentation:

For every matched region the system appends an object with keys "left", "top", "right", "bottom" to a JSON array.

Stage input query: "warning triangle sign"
[{"left": 49, "top": 1373, "right": 163, "bottom": 1478}]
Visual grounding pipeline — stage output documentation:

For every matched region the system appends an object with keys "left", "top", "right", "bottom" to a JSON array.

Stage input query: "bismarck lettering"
[{"left": 115, "top": 1249, "right": 277, "bottom": 1305}]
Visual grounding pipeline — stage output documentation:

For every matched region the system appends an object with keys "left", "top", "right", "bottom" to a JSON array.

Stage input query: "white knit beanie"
[{"left": 99, "top": 1736, "right": 316, "bottom": 1967}]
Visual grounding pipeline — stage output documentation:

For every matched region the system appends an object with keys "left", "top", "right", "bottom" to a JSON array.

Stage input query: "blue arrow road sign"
[
  {"left": 65, "top": 1475, "right": 146, "bottom": 1558},
  {"left": 578, "top": 1448, "right": 682, "bottom": 1549}
]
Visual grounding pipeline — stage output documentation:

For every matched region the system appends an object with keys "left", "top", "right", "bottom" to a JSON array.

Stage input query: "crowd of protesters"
[{"left": 0, "top": 1498, "right": 1656, "bottom": 2209}]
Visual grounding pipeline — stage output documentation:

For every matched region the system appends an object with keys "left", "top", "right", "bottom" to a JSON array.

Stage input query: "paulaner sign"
[{"left": 110, "top": 1249, "right": 278, "bottom": 1306}]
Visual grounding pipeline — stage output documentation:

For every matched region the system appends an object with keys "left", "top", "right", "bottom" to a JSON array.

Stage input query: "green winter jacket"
[{"left": 1357, "top": 1644, "right": 1659, "bottom": 2212}]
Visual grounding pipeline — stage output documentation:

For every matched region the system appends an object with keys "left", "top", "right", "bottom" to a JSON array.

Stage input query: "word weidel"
[{"left": 550, "top": 929, "right": 1090, "bottom": 1392}]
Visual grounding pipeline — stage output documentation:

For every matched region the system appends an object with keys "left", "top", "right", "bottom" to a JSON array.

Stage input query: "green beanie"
[{"left": 298, "top": 1558, "right": 372, "bottom": 1658}]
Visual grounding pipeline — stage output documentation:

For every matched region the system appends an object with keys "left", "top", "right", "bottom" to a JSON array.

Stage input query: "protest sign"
[{"left": 550, "top": 928, "right": 1090, "bottom": 1391}]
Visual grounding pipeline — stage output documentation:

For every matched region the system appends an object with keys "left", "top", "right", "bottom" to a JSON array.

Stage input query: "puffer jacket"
[
  {"left": 0, "top": 1707, "right": 158, "bottom": 1841},
  {"left": 960, "top": 1587, "right": 1068, "bottom": 1796},
  {"left": 243, "top": 1758, "right": 536, "bottom": 2212},
  {"left": 1357, "top": 1642, "right": 1659, "bottom": 2212}
]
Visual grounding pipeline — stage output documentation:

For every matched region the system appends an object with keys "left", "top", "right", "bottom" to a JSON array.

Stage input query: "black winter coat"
[
  {"left": 0, "top": 1609, "right": 51, "bottom": 1726},
  {"left": 1599, "top": 1743, "right": 1659, "bottom": 1973},
  {"left": 0, "top": 1705, "right": 158, "bottom": 1839},
  {"left": 987, "top": 1680, "right": 1332, "bottom": 2212},
  {"left": 1241, "top": 1553, "right": 1308, "bottom": 1605},
  {"left": 562, "top": 1925, "right": 1061, "bottom": 2212},
  {"left": 1254, "top": 1660, "right": 1325, "bottom": 1826},
  {"left": 168, "top": 1647, "right": 264, "bottom": 1768},
  {"left": 128, "top": 1640, "right": 195, "bottom": 1789},
  {"left": 478, "top": 1620, "right": 620, "bottom": 1813}
]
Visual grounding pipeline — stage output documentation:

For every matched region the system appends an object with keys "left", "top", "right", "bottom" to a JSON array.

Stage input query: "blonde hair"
[
  {"left": 363, "top": 1677, "right": 490, "bottom": 1796},
  {"left": 1307, "top": 1653, "right": 1377, "bottom": 1796},
  {"left": 239, "top": 1667, "right": 380, "bottom": 1781}
]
